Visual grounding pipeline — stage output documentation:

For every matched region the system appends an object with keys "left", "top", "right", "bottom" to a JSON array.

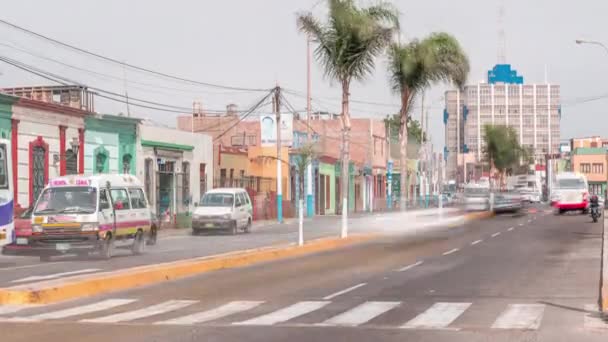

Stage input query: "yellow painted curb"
[
  {"left": 464, "top": 211, "right": 494, "bottom": 221},
  {"left": 0, "top": 234, "right": 375, "bottom": 305}
]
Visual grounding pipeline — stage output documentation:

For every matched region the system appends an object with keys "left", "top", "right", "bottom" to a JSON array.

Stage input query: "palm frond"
[{"left": 363, "top": 2, "right": 400, "bottom": 30}]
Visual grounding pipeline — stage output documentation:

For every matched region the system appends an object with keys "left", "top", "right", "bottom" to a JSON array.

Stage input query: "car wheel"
[
  {"left": 131, "top": 230, "right": 145, "bottom": 255},
  {"left": 100, "top": 234, "right": 114, "bottom": 260},
  {"left": 244, "top": 219, "right": 251, "bottom": 234},
  {"left": 146, "top": 226, "right": 158, "bottom": 246},
  {"left": 231, "top": 221, "right": 238, "bottom": 235}
]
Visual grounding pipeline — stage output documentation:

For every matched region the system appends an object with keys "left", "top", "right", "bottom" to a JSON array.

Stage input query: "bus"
[{"left": 0, "top": 138, "right": 13, "bottom": 246}]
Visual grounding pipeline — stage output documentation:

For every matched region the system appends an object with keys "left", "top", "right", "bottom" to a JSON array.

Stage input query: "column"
[
  {"left": 59, "top": 125, "right": 67, "bottom": 176},
  {"left": 78, "top": 128, "right": 85, "bottom": 174},
  {"left": 11, "top": 119, "right": 18, "bottom": 208}
]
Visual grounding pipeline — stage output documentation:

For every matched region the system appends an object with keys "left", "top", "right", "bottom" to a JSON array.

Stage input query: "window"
[
  {"left": 99, "top": 189, "right": 110, "bottom": 210},
  {"left": 593, "top": 163, "right": 604, "bottom": 174},
  {"left": 580, "top": 163, "right": 591, "bottom": 174},
  {"left": 325, "top": 175, "right": 330, "bottom": 209},
  {"left": 199, "top": 163, "right": 207, "bottom": 195},
  {"left": 34, "top": 187, "right": 97, "bottom": 214},
  {"left": 0, "top": 144, "right": 7, "bottom": 189},
  {"left": 129, "top": 188, "right": 147, "bottom": 209},
  {"left": 240, "top": 170, "right": 245, "bottom": 179},
  {"left": 110, "top": 189, "right": 130, "bottom": 210},
  {"left": 220, "top": 168, "right": 227, "bottom": 187},
  {"left": 235, "top": 193, "right": 244, "bottom": 207},
  {"left": 200, "top": 193, "right": 234, "bottom": 207},
  {"left": 122, "top": 154, "right": 132, "bottom": 174}
]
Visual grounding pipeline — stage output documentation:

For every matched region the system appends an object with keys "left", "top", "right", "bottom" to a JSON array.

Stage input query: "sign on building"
[{"left": 260, "top": 113, "right": 293, "bottom": 147}]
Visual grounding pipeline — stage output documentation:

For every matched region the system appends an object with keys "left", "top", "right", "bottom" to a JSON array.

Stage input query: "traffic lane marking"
[
  {"left": 323, "top": 283, "right": 367, "bottom": 300},
  {"left": 471, "top": 240, "right": 483, "bottom": 246},
  {"left": 396, "top": 261, "right": 424, "bottom": 272},
  {"left": 491, "top": 232, "right": 501, "bottom": 238},
  {"left": 442, "top": 248, "right": 459, "bottom": 256}
]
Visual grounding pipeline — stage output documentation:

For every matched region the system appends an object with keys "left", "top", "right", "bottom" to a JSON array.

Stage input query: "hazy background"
[{"left": 0, "top": 0, "right": 606, "bottom": 150}]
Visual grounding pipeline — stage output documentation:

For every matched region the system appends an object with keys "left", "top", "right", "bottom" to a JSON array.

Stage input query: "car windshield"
[
  {"left": 34, "top": 187, "right": 97, "bottom": 215},
  {"left": 200, "top": 193, "right": 234, "bottom": 207},
  {"left": 0, "top": 144, "right": 7, "bottom": 190},
  {"left": 557, "top": 178, "right": 585, "bottom": 189}
]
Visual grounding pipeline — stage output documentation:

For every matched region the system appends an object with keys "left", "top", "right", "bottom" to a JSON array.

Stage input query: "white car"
[{"left": 192, "top": 188, "right": 253, "bottom": 235}]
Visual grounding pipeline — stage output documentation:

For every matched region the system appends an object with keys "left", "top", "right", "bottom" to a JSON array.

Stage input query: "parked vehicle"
[
  {"left": 192, "top": 188, "right": 252, "bottom": 235},
  {"left": 551, "top": 172, "right": 589, "bottom": 215},
  {"left": 463, "top": 184, "right": 490, "bottom": 211},
  {"left": 14, "top": 207, "right": 33, "bottom": 238},
  {"left": 508, "top": 174, "right": 542, "bottom": 203},
  {"left": 493, "top": 191, "right": 524, "bottom": 214},
  {"left": 2, "top": 174, "right": 155, "bottom": 261},
  {"left": 0, "top": 138, "right": 14, "bottom": 246}
]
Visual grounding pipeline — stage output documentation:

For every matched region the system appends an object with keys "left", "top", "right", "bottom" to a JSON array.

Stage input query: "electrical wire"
[
  {"left": 213, "top": 90, "right": 275, "bottom": 141},
  {"left": 0, "top": 18, "right": 270, "bottom": 92}
]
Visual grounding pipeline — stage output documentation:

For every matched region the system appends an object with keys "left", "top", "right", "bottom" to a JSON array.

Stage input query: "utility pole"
[
  {"left": 306, "top": 36, "right": 314, "bottom": 218},
  {"left": 274, "top": 86, "right": 283, "bottom": 224}
]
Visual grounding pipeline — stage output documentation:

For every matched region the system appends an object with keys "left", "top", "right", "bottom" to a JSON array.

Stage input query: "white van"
[
  {"left": 192, "top": 188, "right": 253, "bottom": 235},
  {"left": 2, "top": 174, "right": 156, "bottom": 261}
]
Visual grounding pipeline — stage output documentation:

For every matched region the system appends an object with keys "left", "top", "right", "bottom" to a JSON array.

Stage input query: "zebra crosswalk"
[{"left": 0, "top": 299, "right": 603, "bottom": 331}]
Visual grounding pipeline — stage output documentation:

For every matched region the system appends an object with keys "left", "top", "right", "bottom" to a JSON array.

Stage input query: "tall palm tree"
[
  {"left": 388, "top": 32, "right": 469, "bottom": 209},
  {"left": 297, "top": 0, "right": 399, "bottom": 215}
]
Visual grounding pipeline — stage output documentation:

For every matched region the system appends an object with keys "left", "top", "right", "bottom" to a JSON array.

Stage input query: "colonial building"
[{"left": 84, "top": 114, "right": 139, "bottom": 175}]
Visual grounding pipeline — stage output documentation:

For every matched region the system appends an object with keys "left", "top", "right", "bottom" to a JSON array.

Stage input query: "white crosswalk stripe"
[
  {"left": 491, "top": 304, "right": 545, "bottom": 330},
  {"left": 81, "top": 300, "right": 197, "bottom": 323},
  {"left": 233, "top": 301, "right": 330, "bottom": 326},
  {"left": 1, "top": 299, "right": 136, "bottom": 322},
  {"left": 156, "top": 301, "right": 264, "bottom": 325},
  {"left": 321, "top": 301, "right": 400, "bottom": 327},
  {"left": 402, "top": 302, "right": 471, "bottom": 330},
  {"left": 0, "top": 305, "right": 42, "bottom": 315}
]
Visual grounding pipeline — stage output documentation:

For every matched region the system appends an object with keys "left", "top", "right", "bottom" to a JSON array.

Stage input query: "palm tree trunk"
[
  {"left": 340, "top": 80, "right": 351, "bottom": 215},
  {"left": 399, "top": 89, "right": 410, "bottom": 211}
]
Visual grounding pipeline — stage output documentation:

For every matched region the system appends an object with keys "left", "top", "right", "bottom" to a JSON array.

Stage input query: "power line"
[
  {"left": 0, "top": 18, "right": 270, "bottom": 92},
  {"left": 213, "top": 90, "right": 275, "bottom": 141},
  {"left": 0, "top": 55, "right": 249, "bottom": 114}
]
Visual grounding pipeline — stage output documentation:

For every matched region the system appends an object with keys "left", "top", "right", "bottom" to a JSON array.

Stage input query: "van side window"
[
  {"left": 99, "top": 189, "right": 110, "bottom": 210},
  {"left": 243, "top": 192, "right": 251, "bottom": 205},
  {"left": 128, "top": 188, "right": 147, "bottom": 209},
  {"left": 110, "top": 189, "right": 130, "bottom": 210},
  {"left": 235, "top": 193, "right": 243, "bottom": 207}
]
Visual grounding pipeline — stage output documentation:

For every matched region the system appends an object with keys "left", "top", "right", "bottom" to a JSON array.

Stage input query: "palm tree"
[
  {"left": 388, "top": 33, "right": 469, "bottom": 209},
  {"left": 297, "top": 0, "right": 399, "bottom": 216}
]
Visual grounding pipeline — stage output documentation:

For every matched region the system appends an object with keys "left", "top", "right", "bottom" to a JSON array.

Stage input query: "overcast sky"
[{"left": 0, "top": 0, "right": 606, "bottom": 150}]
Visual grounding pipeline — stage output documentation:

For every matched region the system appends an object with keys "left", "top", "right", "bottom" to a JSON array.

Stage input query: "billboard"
[{"left": 260, "top": 113, "right": 293, "bottom": 147}]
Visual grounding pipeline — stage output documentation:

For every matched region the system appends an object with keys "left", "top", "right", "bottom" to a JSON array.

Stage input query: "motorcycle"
[{"left": 590, "top": 195, "right": 601, "bottom": 223}]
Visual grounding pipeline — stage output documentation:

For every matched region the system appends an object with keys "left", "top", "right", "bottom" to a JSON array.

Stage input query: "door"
[
  {"left": 32, "top": 145, "right": 46, "bottom": 203},
  {"left": 235, "top": 192, "right": 247, "bottom": 228},
  {"left": 110, "top": 188, "right": 132, "bottom": 237},
  {"left": 99, "top": 189, "right": 114, "bottom": 231},
  {"left": 319, "top": 175, "right": 326, "bottom": 215}
]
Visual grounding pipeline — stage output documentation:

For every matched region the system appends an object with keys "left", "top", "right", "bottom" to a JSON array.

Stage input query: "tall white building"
[{"left": 444, "top": 64, "right": 561, "bottom": 182}]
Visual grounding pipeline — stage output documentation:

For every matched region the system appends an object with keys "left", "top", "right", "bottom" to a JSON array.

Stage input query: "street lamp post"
[{"left": 576, "top": 38, "right": 608, "bottom": 316}]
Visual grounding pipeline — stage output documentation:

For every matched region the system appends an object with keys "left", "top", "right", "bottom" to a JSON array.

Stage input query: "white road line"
[
  {"left": 491, "top": 304, "right": 545, "bottom": 330},
  {"left": 323, "top": 283, "right": 367, "bottom": 300},
  {"left": 491, "top": 232, "right": 501, "bottom": 238},
  {"left": 321, "top": 301, "right": 400, "bottom": 327},
  {"left": 471, "top": 240, "right": 483, "bottom": 246},
  {"left": 81, "top": 300, "right": 197, "bottom": 323},
  {"left": 519, "top": 223, "right": 524, "bottom": 226},
  {"left": 233, "top": 301, "right": 330, "bottom": 326},
  {"left": 507, "top": 227, "right": 514, "bottom": 231},
  {"left": 0, "top": 305, "right": 42, "bottom": 315},
  {"left": 11, "top": 269, "right": 102, "bottom": 283},
  {"left": 442, "top": 248, "right": 459, "bottom": 256},
  {"left": 397, "top": 261, "right": 424, "bottom": 272},
  {"left": 0, "top": 262, "right": 65, "bottom": 271},
  {"left": 402, "top": 302, "right": 471, "bottom": 330},
  {"left": 3, "top": 299, "right": 136, "bottom": 322},
  {"left": 584, "top": 304, "right": 608, "bottom": 330},
  {"left": 527, "top": 219, "right": 532, "bottom": 223},
  {"left": 156, "top": 301, "right": 264, "bottom": 325}
]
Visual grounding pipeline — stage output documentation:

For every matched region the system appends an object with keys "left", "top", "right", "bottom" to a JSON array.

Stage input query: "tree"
[
  {"left": 298, "top": 0, "right": 399, "bottom": 214},
  {"left": 384, "top": 114, "right": 424, "bottom": 145},
  {"left": 483, "top": 125, "right": 526, "bottom": 187},
  {"left": 292, "top": 142, "right": 318, "bottom": 205},
  {"left": 387, "top": 32, "right": 469, "bottom": 209}
]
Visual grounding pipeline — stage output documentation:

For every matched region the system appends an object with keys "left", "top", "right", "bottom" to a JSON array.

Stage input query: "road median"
[{"left": 0, "top": 234, "right": 375, "bottom": 305}]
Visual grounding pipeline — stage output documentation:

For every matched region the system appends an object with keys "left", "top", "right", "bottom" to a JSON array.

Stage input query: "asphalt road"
[
  {"left": 0, "top": 208, "right": 459, "bottom": 286},
  {"left": 2, "top": 205, "right": 606, "bottom": 341}
]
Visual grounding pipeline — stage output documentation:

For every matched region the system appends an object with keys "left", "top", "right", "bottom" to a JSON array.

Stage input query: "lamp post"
[{"left": 576, "top": 38, "right": 608, "bottom": 316}]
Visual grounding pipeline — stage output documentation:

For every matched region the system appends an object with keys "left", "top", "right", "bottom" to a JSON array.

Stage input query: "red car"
[{"left": 14, "top": 207, "right": 33, "bottom": 237}]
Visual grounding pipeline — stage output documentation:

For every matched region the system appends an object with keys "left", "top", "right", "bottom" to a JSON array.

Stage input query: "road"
[
  {"left": 0, "top": 208, "right": 459, "bottom": 286},
  {"left": 1, "top": 205, "right": 606, "bottom": 341}
]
